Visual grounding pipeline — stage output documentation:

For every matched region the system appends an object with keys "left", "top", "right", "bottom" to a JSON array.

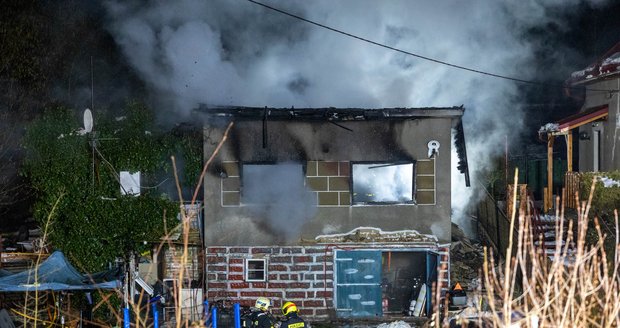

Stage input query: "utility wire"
[{"left": 246, "top": 0, "right": 619, "bottom": 93}]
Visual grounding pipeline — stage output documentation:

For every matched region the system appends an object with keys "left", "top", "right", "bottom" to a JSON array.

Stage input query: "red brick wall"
[
  {"left": 206, "top": 244, "right": 450, "bottom": 320},
  {"left": 206, "top": 246, "right": 334, "bottom": 319}
]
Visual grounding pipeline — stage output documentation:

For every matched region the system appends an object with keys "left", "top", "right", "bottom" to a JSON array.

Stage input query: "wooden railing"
[{"left": 544, "top": 171, "right": 581, "bottom": 211}]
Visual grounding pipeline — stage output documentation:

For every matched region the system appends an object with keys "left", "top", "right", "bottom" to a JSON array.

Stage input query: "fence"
[{"left": 476, "top": 185, "right": 518, "bottom": 259}]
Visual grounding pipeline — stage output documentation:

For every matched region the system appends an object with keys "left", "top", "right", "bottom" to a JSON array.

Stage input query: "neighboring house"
[
  {"left": 201, "top": 106, "right": 467, "bottom": 320},
  {"left": 568, "top": 41, "right": 620, "bottom": 172},
  {"left": 540, "top": 41, "right": 620, "bottom": 210}
]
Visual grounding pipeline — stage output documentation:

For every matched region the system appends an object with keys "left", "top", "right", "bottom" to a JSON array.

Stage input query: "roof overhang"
[
  {"left": 197, "top": 105, "right": 465, "bottom": 121},
  {"left": 550, "top": 105, "right": 609, "bottom": 136}
]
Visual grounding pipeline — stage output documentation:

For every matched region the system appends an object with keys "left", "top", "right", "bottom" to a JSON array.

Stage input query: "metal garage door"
[{"left": 334, "top": 250, "right": 382, "bottom": 318}]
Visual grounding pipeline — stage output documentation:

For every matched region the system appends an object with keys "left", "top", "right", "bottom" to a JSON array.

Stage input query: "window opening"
[
  {"left": 351, "top": 162, "right": 414, "bottom": 204},
  {"left": 241, "top": 163, "right": 305, "bottom": 205}
]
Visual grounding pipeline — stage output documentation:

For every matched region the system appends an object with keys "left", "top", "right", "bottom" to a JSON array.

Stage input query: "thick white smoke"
[
  {"left": 104, "top": 0, "right": 608, "bottom": 237},
  {"left": 242, "top": 163, "right": 317, "bottom": 240}
]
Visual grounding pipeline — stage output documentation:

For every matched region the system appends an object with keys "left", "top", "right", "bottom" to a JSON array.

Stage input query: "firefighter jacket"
[
  {"left": 244, "top": 310, "right": 273, "bottom": 328},
  {"left": 280, "top": 313, "right": 306, "bottom": 328}
]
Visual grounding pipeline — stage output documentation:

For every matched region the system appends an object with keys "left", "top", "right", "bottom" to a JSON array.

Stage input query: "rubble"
[
  {"left": 449, "top": 223, "right": 484, "bottom": 290},
  {"left": 376, "top": 320, "right": 412, "bottom": 328},
  {"left": 315, "top": 227, "right": 438, "bottom": 244}
]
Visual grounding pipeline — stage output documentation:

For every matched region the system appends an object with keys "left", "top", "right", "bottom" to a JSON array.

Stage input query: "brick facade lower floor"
[{"left": 206, "top": 244, "right": 449, "bottom": 320}]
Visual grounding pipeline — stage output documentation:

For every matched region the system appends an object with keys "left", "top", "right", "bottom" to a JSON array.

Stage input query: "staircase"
[{"left": 529, "top": 203, "right": 576, "bottom": 264}]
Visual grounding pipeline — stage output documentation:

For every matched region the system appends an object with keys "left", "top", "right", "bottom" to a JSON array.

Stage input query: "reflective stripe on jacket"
[{"left": 280, "top": 313, "right": 305, "bottom": 328}]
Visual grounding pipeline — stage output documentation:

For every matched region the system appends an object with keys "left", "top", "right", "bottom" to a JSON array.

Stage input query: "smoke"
[
  {"left": 242, "top": 163, "right": 317, "bottom": 241},
  {"left": 103, "top": 0, "right": 610, "bottom": 237},
  {"left": 352, "top": 163, "right": 413, "bottom": 203}
]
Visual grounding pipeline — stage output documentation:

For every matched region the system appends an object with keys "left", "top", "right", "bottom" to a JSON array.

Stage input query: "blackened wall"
[{"left": 203, "top": 115, "right": 460, "bottom": 244}]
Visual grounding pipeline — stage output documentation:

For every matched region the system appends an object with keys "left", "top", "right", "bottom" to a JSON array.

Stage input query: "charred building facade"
[{"left": 201, "top": 106, "right": 466, "bottom": 320}]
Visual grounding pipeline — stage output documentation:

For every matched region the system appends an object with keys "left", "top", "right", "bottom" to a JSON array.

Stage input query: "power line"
[{"left": 246, "top": 0, "right": 619, "bottom": 93}]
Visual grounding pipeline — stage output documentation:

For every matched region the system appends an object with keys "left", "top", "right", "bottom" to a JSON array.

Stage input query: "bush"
[{"left": 579, "top": 171, "right": 620, "bottom": 215}]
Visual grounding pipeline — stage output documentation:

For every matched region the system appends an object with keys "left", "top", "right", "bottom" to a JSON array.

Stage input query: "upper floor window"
[
  {"left": 241, "top": 163, "right": 306, "bottom": 205},
  {"left": 351, "top": 162, "right": 415, "bottom": 205}
]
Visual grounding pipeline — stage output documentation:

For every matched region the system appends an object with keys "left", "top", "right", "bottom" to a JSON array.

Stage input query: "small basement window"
[
  {"left": 351, "top": 162, "right": 415, "bottom": 205},
  {"left": 245, "top": 259, "right": 266, "bottom": 282}
]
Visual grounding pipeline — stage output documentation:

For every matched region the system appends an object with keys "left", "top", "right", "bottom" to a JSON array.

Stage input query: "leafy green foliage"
[
  {"left": 21, "top": 103, "right": 201, "bottom": 271},
  {"left": 579, "top": 171, "right": 619, "bottom": 265}
]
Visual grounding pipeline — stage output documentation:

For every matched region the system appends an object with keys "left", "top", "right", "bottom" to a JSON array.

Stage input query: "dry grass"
[{"left": 441, "top": 170, "right": 620, "bottom": 327}]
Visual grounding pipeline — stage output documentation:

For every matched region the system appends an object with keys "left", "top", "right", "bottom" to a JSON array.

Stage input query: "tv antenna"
[{"left": 81, "top": 108, "right": 125, "bottom": 195}]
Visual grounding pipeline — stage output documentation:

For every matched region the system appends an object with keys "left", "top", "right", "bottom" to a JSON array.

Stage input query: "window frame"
[
  {"left": 245, "top": 258, "right": 267, "bottom": 282},
  {"left": 350, "top": 161, "right": 416, "bottom": 205}
]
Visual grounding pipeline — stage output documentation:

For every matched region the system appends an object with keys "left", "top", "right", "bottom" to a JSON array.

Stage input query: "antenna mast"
[{"left": 90, "top": 56, "right": 94, "bottom": 110}]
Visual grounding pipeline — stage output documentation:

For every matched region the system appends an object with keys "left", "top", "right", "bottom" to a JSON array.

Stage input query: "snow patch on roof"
[
  {"left": 538, "top": 123, "right": 559, "bottom": 134},
  {"left": 568, "top": 43, "right": 620, "bottom": 84},
  {"left": 601, "top": 52, "right": 620, "bottom": 67}
]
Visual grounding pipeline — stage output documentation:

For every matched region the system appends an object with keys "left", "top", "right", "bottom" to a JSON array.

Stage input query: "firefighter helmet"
[
  {"left": 281, "top": 301, "right": 298, "bottom": 315},
  {"left": 255, "top": 297, "right": 271, "bottom": 311}
]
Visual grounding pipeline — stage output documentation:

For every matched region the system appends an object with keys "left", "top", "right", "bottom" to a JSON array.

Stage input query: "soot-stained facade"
[{"left": 201, "top": 106, "right": 466, "bottom": 320}]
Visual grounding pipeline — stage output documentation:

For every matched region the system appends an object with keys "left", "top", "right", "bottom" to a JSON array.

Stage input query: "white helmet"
[{"left": 255, "top": 297, "right": 271, "bottom": 311}]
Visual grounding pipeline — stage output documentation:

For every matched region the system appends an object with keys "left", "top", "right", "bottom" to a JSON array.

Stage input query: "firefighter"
[
  {"left": 279, "top": 301, "right": 306, "bottom": 328},
  {"left": 244, "top": 297, "right": 274, "bottom": 328}
]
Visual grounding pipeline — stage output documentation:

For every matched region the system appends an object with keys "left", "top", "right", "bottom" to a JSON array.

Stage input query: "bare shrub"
[{"left": 442, "top": 171, "right": 620, "bottom": 327}]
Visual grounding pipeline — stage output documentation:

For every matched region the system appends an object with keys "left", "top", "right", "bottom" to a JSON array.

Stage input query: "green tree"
[{"left": 21, "top": 103, "right": 201, "bottom": 271}]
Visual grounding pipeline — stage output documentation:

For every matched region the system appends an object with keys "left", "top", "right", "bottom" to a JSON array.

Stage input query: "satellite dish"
[{"left": 83, "top": 108, "right": 93, "bottom": 133}]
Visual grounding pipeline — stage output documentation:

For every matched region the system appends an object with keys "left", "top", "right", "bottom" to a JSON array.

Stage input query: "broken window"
[
  {"left": 240, "top": 162, "right": 318, "bottom": 233},
  {"left": 241, "top": 163, "right": 305, "bottom": 205},
  {"left": 245, "top": 259, "right": 266, "bottom": 282},
  {"left": 351, "top": 162, "right": 415, "bottom": 205}
]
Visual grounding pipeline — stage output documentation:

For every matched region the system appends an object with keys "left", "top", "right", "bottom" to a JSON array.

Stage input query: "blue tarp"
[{"left": 0, "top": 251, "right": 120, "bottom": 292}]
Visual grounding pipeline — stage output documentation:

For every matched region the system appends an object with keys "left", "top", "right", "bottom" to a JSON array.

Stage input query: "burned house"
[{"left": 201, "top": 106, "right": 467, "bottom": 320}]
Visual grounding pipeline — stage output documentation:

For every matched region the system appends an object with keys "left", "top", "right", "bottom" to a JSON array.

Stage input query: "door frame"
[{"left": 333, "top": 248, "right": 440, "bottom": 318}]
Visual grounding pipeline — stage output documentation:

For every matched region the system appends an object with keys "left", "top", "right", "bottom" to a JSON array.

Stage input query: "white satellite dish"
[{"left": 83, "top": 108, "right": 93, "bottom": 133}]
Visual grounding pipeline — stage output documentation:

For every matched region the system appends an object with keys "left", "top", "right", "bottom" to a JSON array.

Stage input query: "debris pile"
[
  {"left": 450, "top": 223, "right": 484, "bottom": 290},
  {"left": 315, "top": 227, "right": 438, "bottom": 244},
  {"left": 376, "top": 320, "right": 412, "bottom": 328}
]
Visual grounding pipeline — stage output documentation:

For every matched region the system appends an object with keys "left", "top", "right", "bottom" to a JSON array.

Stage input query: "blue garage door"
[{"left": 335, "top": 250, "right": 382, "bottom": 318}]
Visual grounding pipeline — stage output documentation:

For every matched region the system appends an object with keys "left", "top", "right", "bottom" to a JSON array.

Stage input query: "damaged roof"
[{"left": 197, "top": 105, "right": 464, "bottom": 121}]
